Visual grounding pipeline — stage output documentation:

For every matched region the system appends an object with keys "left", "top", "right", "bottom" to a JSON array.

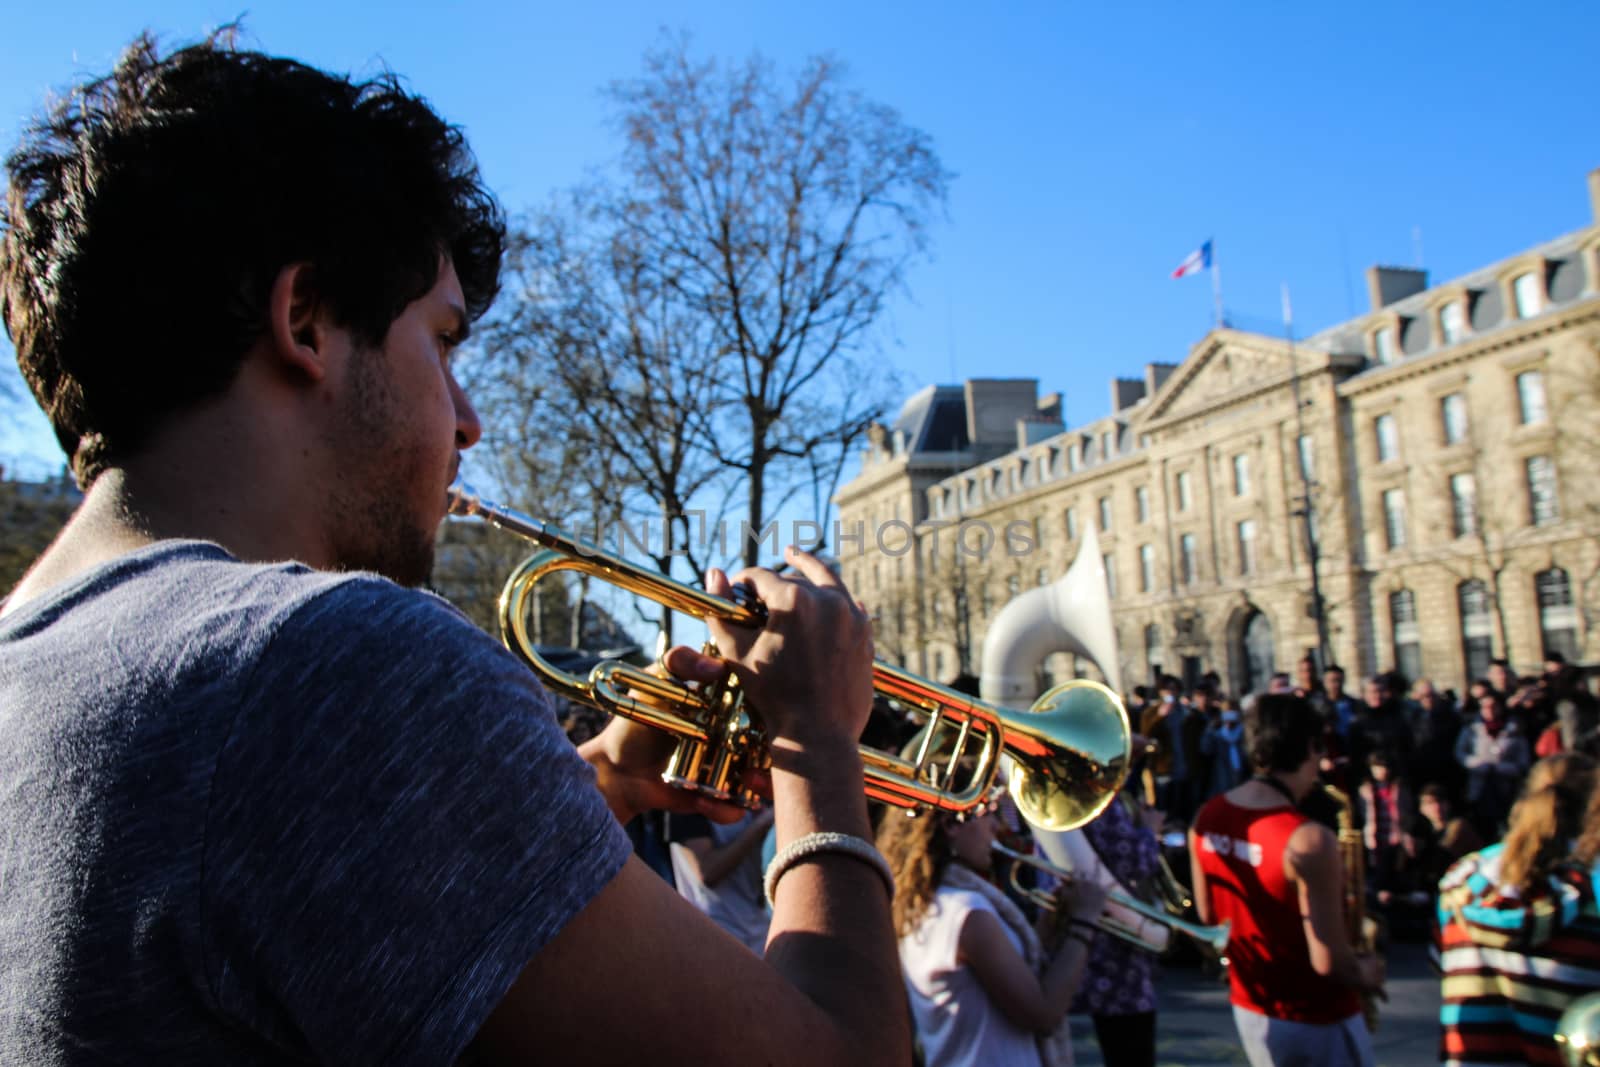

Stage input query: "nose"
[{"left": 450, "top": 372, "right": 481, "bottom": 450}]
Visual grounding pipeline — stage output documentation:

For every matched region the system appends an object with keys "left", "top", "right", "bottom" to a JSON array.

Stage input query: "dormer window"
[
  {"left": 1512, "top": 271, "right": 1543, "bottom": 319},
  {"left": 1439, "top": 301, "right": 1466, "bottom": 345},
  {"left": 1373, "top": 325, "right": 1396, "bottom": 365}
]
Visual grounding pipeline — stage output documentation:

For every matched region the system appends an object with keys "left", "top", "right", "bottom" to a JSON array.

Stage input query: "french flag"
[{"left": 1171, "top": 240, "right": 1212, "bottom": 279}]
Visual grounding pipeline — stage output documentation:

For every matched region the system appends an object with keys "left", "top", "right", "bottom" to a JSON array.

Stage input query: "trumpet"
[
  {"left": 991, "top": 841, "right": 1231, "bottom": 958},
  {"left": 447, "top": 483, "right": 1131, "bottom": 830}
]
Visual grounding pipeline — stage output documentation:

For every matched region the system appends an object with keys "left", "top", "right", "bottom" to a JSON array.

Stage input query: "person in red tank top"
[{"left": 1190, "top": 695, "right": 1386, "bottom": 1067}]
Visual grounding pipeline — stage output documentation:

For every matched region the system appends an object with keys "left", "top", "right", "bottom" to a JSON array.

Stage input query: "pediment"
[{"left": 1142, "top": 331, "right": 1296, "bottom": 424}]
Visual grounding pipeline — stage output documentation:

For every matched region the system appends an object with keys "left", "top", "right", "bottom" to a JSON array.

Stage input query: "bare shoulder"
[{"left": 1284, "top": 818, "right": 1336, "bottom": 880}]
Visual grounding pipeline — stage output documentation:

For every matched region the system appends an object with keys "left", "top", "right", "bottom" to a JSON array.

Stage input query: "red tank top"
[{"left": 1192, "top": 794, "right": 1360, "bottom": 1024}]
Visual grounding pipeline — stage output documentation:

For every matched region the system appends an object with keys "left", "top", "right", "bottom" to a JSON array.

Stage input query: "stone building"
[{"left": 835, "top": 169, "right": 1600, "bottom": 698}]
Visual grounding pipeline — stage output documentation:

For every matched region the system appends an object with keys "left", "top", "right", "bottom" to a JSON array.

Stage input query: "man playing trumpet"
[{"left": 0, "top": 31, "right": 907, "bottom": 1066}]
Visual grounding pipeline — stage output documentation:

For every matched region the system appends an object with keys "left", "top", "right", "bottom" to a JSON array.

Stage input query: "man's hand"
[{"left": 705, "top": 549, "right": 875, "bottom": 758}]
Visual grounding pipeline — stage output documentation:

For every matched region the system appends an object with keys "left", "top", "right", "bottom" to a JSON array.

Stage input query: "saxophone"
[{"left": 1320, "top": 785, "right": 1380, "bottom": 1032}]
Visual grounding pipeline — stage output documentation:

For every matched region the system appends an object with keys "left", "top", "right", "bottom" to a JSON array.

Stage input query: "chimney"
[
  {"left": 1366, "top": 265, "right": 1428, "bottom": 312},
  {"left": 1036, "top": 391, "right": 1063, "bottom": 423},
  {"left": 1145, "top": 362, "right": 1179, "bottom": 397},
  {"left": 1110, "top": 378, "right": 1146, "bottom": 413}
]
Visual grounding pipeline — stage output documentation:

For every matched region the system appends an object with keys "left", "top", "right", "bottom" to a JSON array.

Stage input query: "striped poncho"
[{"left": 1437, "top": 843, "right": 1600, "bottom": 1065}]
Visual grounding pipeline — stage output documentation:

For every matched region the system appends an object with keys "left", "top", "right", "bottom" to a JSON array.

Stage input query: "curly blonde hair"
[
  {"left": 1498, "top": 753, "right": 1596, "bottom": 892},
  {"left": 875, "top": 809, "right": 955, "bottom": 938}
]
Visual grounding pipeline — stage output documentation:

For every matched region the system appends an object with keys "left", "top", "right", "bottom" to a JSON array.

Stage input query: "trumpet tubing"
[
  {"left": 992, "top": 842, "right": 1231, "bottom": 957},
  {"left": 447, "top": 483, "right": 1131, "bottom": 829}
]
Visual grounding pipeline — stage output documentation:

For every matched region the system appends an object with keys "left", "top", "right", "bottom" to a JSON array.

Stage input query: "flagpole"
[{"left": 1211, "top": 247, "right": 1224, "bottom": 329}]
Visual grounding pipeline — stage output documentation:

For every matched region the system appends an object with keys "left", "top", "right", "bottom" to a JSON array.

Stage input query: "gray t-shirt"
[{"left": 0, "top": 541, "right": 631, "bottom": 1064}]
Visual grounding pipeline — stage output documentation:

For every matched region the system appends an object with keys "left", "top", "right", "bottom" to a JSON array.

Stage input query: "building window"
[
  {"left": 1100, "top": 431, "right": 1113, "bottom": 459},
  {"left": 1373, "top": 325, "right": 1396, "bottom": 364},
  {"left": 1297, "top": 435, "right": 1315, "bottom": 482},
  {"left": 1391, "top": 589, "right": 1423, "bottom": 685},
  {"left": 1236, "top": 519, "right": 1257, "bottom": 576},
  {"left": 1135, "top": 486, "right": 1150, "bottom": 524},
  {"left": 1527, "top": 455, "right": 1559, "bottom": 526},
  {"left": 1006, "top": 574, "right": 1021, "bottom": 598},
  {"left": 1516, "top": 370, "right": 1547, "bottom": 425},
  {"left": 1067, "top": 443, "right": 1081, "bottom": 472},
  {"left": 1098, "top": 496, "right": 1113, "bottom": 534},
  {"left": 931, "top": 594, "right": 942, "bottom": 628},
  {"left": 981, "top": 586, "right": 993, "bottom": 618},
  {"left": 933, "top": 650, "right": 945, "bottom": 678},
  {"left": 1103, "top": 553, "right": 1117, "bottom": 598},
  {"left": 1459, "top": 580, "right": 1494, "bottom": 683},
  {"left": 1441, "top": 392, "right": 1468, "bottom": 445},
  {"left": 1537, "top": 568, "right": 1580, "bottom": 663},
  {"left": 1179, "top": 534, "right": 1198, "bottom": 585},
  {"left": 1449, "top": 473, "right": 1477, "bottom": 538},
  {"left": 1064, "top": 507, "right": 1078, "bottom": 541},
  {"left": 1382, "top": 488, "right": 1407, "bottom": 549},
  {"left": 1512, "top": 271, "right": 1543, "bottom": 318},
  {"left": 1375, "top": 413, "right": 1400, "bottom": 463},
  {"left": 1139, "top": 544, "right": 1156, "bottom": 593},
  {"left": 1232, "top": 453, "right": 1251, "bottom": 496},
  {"left": 1175, "top": 471, "right": 1193, "bottom": 513},
  {"left": 1440, "top": 301, "right": 1466, "bottom": 345},
  {"left": 1144, "top": 623, "right": 1164, "bottom": 677},
  {"left": 1036, "top": 567, "right": 1049, "bottom": 587}
]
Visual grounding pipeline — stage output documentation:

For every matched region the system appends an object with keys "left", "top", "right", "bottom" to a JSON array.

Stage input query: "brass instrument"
[
  {"left": 991, "top": 841, "right": 1231, "bottom": 957},
  {"left": 1321, "top": 785, "right": 1381, "bottom": 1032},
  {"left": 1557, "top": 991, "right": 1600, "bottom": 1066},
  {"left": 1150, "top": 852, "right": 1195, "bottom": 915},
  {"left": 448, "top": 483, "right": 1131, "bottom": 830}
]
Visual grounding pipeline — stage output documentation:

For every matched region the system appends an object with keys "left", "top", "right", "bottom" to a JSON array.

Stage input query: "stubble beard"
[{"left": 328, "top": 342, "right": 443, "bottom": 588}]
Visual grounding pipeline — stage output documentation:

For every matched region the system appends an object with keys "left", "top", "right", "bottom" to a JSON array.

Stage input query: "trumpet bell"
[
  {"left": 1004, "top": 680, "right": 1131, "bottom": 831},
  {"left": 1558, "top": 992, "right": 1600, "bottom": 1067}
]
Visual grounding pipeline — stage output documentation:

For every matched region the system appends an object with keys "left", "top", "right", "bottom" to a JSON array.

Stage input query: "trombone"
[
  {"left": 447, "top": 483, "right": 1131, "bottom": 831},
  {"left": 991, "top": 841, "right": 1231, "bottom": 958}
]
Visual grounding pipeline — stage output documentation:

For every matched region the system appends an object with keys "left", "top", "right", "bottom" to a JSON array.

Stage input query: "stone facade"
[{"left": 835, "top": 169, "right": 1600, "bottom": 699}]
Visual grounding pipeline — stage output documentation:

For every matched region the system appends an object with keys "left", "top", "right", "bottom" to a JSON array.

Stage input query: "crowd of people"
[{"left": 4, "top": 27, "right": 1600, "bottom": 1067}]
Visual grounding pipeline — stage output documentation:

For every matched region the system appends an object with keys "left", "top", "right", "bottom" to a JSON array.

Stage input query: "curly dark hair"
[
  {"left": 1246, "top": 694, "right": 1323, "bottom": 774},
  {"left": 1, "top": 29, "right": 505, "bottom": 486}
]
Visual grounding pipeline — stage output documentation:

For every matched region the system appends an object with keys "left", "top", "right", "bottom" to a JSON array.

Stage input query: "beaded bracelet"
[{"left": 763, "top": 831, "right": 896, "bottom": 908}]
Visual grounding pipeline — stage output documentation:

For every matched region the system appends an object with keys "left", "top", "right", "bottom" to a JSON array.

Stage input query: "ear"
[{"left": 265, "top": 262, "right": 333, "bottom": 383}]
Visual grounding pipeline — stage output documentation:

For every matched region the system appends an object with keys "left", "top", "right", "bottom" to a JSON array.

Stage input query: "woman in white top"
[{"left": 877, "top": 795, "right": 1105, "bottom": 1067}]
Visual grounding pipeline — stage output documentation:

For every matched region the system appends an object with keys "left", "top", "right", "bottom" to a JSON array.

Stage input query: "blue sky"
[{"left": 3, "top": 1, "right": 1597, "bottom": 481}]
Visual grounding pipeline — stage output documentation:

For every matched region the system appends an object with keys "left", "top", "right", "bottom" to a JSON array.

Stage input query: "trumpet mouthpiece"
[{"left": 446, "top": 480, "right": 480, "bottom": 518}]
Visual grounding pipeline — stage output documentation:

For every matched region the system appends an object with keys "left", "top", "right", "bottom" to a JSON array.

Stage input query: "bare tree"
[
  {"left": 472, "top": 197, "right": 738, "bottom": 645},
  {"left": 605, "top": 36, "right": 949, "bottom": 565},
  {"left": 1411, "top": 407, "right": 1525, "bottom": 664},
  {"left": 1549, "top": 345, "right": 1600, "bottom": 637}
]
